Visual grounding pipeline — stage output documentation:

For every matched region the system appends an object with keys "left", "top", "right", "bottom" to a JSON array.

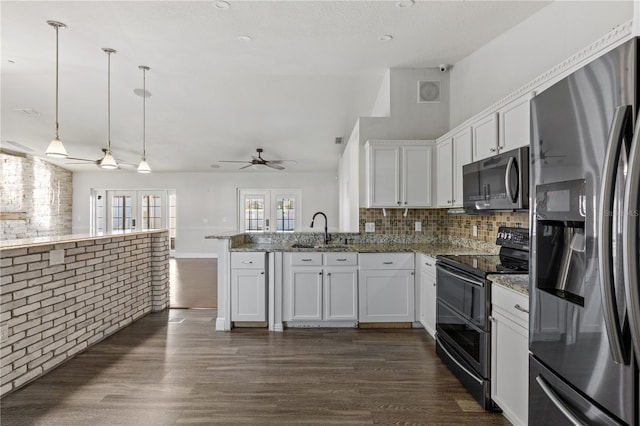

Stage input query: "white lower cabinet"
[
  {"left": 419, "top": 254, "right": 437, "bottom": 337},
  {"left": 283, "top": 252, "right": 358, "bottom": 324},
  {"left": 231, "top": 252, "right": 267, "bottom": 322},
  {"left": 491, "top": 283, "right": 529, "bottom": 426},
  {"left": 359, "top": 253, "right": 415, "bottom": 323}
]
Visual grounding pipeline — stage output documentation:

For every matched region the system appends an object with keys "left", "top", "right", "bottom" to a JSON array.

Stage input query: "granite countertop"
[
  {"left": 229, "top": 242, "right": 492, "bottom": 257},
  {"left": 488, "top": 274, "right": 529, "bottom": 296}
]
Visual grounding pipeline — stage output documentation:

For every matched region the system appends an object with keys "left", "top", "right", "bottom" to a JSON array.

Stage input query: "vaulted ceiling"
[{"left": 1, "top": 1, "right": 549, "bottom": 173}]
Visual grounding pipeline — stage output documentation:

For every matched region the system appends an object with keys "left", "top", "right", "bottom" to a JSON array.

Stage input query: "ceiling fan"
[
  {"left": 219, "top": 148, "right": 296, "bottom": 170},
  {"left": 66, "top": 148, "right": 137, "bottom": 169}
]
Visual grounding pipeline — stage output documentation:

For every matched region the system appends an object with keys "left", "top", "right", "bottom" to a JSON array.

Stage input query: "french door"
[
  {"left": 93, "top": 190, "right": 168, "bottom": 234},
  {"left": 238, "top": 188, "right": 301, "bottom": 233}
]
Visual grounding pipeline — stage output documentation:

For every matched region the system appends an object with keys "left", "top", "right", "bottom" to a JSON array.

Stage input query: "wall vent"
[{"left": 417, "top": 80, "right": 441, "bottom": 103}]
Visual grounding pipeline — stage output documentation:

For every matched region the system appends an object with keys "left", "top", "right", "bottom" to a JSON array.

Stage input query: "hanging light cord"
[
  {"left": 107, "top": 50, "right": 111, "bottom": 150},
  {"left": 142, "top": 67, "right": 146, "bottom": 159},
  {"left": 54, "top": 24, "right": 60, "bottom": 139}
]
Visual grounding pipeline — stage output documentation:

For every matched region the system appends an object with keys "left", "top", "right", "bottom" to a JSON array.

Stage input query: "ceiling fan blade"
[
  {"left": 66, "top": 157, "right": 96, "bottom": 162},
  {"left": 220, "top": 160, "right": 251, "bottom": 163},
  {"left": 239, "top": 164, "right": 253, "bottom": 170},
  {"left": 267, "top": 159, "right": 297, "bottom": 165},
  {"left": 66, "top": 162, "right": 98, "bottom": 165},
  {"left": 265, "top": 163, "right": 285, "bottom": 170}
]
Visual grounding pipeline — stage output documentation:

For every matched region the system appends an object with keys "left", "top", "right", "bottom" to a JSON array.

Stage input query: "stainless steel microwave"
[{"left": 462, "top": 146, "right": 529, "bottom": 212}]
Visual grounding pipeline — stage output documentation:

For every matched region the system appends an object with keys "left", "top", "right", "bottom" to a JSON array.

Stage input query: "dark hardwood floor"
[
  {"left": 0, "top": 309, "right": 510, "bottom": 425},
  {"left": 170, "top": 259, "right": 217, "bottom": 308}
]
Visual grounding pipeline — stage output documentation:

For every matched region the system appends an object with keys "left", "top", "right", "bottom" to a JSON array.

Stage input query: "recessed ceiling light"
[
  {"left": 396, "top": 0, "right": 415, "bottom": 8},
  {"left": 210, "top": 164, "right": 221, "bottom": 169},
  {"left": 237, "top": 35, "right": 253, "bottom": 42},
  {"left": 378, "top": 35, "right": 393, "bottom": 42},
  {"left": 213, "top": 1, "right": 230, "bottom": 10}
]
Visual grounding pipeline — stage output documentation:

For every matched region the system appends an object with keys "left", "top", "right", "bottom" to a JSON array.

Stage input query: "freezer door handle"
[
  {"left": 535, "top": 375, "right": 586, "bottom": 426},
  {"left": 598, "top": 105, "right": 630, "bottom": 364},
  {"left": 624, "top": 110, "right": 640, "bottom": 363}
]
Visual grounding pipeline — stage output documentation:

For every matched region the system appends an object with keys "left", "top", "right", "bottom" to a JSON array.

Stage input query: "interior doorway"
[{"left": 169, "top": 258, "right": 217, "bottom": 308}]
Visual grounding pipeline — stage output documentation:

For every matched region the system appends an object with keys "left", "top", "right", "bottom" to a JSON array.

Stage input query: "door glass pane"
[
  {"left": 111, "top": 195, "right": 133, "bottom": 232},
  {"left": 244, "top": 196, "right": 265, "bottom": 232},
  {"left": 169, "top": 192, "right": 176, "bottom": 251},
  {"left": 141, "top": 195, "right": 162, "bottom": 230},
  {"left": 276, "top": 197, "right": 295, "bottom": 232}
]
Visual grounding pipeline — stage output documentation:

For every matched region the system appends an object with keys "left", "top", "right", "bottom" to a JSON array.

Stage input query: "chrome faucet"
[{"left": 310, "top": 212, "right": 329, "bottom": 245}]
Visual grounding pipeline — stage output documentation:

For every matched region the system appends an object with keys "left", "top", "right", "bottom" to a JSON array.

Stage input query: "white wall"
[
  {"left": 450, "top": 0, "right": 633, "bottom": 127},
  {"left": 73, "top": 171, "right": 339, "bottom": 257},
  {"left": 339, "top": 121, "right": 360, "bottom": 232}
]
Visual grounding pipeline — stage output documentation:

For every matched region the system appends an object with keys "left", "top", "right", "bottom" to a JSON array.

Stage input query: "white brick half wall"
[{"left": 0, "top": 230, "right": 170, "bottom": 396}]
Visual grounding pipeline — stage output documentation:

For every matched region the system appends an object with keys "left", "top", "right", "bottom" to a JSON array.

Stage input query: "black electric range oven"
[{"left": 435, "top": 227, "right": 529, "bottom": 411}]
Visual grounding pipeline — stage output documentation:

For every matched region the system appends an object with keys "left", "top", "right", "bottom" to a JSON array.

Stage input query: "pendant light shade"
[
  {"left": 100, "top": 48, "right": 118, "bottom": 169},
  {"left": 137, "top": 65, "right": 151, "bottom": 173},
  {"left": 45, "top": 20, "right": 68, "bottom": 158}
]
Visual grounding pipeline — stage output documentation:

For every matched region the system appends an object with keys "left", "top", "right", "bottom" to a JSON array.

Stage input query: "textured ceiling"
[{"left": 1, "top": 1, "right": 549, "bottom": 173}]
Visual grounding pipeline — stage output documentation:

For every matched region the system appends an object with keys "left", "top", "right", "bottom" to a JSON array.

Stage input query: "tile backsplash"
[{"left": 359, "top": 208, "right": 529, "bottom": 243}]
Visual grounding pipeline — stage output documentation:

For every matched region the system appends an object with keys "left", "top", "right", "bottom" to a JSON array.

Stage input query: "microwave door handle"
[
  {"left": 624, "top": 112, "right": 640, "bottom": 364},
  {"left": 504, "top": 157, "right": 516, "bottom": 203},
  {"left": 598, "top": 105, "right": 630, "bottom": 364}
]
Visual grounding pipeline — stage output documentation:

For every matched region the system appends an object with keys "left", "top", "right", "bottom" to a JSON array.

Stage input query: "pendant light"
[
  {"left": 45, "top": 20, "right": 68, "bottom": 158},
  {"left": 100, "top": 48, "right": 118, "bottom": 169},
  {"left": 137, "top": 65, "right": 151, "bottom": 173}
]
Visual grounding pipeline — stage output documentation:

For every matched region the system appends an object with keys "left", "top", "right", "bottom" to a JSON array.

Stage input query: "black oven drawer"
[
  {"left": 437, "top": 264, "right": 486, "bottom": 329},
  {"left": 436, "top": 300, "right": 488, "bottom": 376}
]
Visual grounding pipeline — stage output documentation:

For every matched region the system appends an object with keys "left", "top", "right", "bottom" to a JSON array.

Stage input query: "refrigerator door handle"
[
  {"left": 504, "top": 156, "right": 517, "bottom": 203},
  {"left": 535, "top": 376, "right": 586, "bottom": 426},
  {"left": 598, "top": 105, "right": 630, "bottom": 364},
  {"left": 624, "top": 112, "right": 640, "bottom": 363}
]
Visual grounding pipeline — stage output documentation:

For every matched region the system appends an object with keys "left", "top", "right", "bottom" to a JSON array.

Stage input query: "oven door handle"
[
  {"left": 438, "top": 338, "right": 483, "bottom": 385},
  {"left": 438, "top": 265, "right": 484, "bottom": 287}
]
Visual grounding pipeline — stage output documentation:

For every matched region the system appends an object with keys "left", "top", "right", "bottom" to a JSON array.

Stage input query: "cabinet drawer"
[
  {"left": 325, "top": 252, "right": 358, "bottom": 266},
  {"left": 492, "top": 283, "right": 529, "bottom": 329},
  {"left": 360, "top": 253, "right": 414, "bottom": 270},
  {"left": 231, "top": 252, "right": 265, "bottom": 269},
  {"left": 420, "top": 255, "right": 437, "bottom": 277},
  {"left": 289, "top": 252, "right": 323, "bottom": 266}
]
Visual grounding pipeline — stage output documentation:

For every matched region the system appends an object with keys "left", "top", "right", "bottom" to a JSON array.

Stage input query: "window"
[
  {"left": 92, "top": 189, "right": 169, "bottom": 235},
  {"left": 111, "top": 194, "right": 133, "bottom": 232},
  {"left": 238, "top": 189, "right": 301, "bottom": 233},
  {"left": 141, "top": 194, "right": 162, "bottom": 230}
]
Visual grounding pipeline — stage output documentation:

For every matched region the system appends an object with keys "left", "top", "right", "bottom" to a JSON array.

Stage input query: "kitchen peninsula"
[
  {"left": 0, "top": 230, "right": 170, "bottom": 397},
  {"left": 207, "top": 231, "right": 504, "bottom": 332}
]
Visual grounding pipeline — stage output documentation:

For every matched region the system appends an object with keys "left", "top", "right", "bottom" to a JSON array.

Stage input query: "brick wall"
[
  {"left": 359, "top": 208, "right": 530, "bottom": 242},
  {"left": 0, "top": 231, "right": 169, "bottom": 396},
  {"left": 0, "top": 151, "right": 72, "bottom": 240}
]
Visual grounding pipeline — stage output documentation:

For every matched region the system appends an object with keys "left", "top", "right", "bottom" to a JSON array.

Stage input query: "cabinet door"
[
  {"left": 324, "top": 268, "right": 358, "bottom": 320},
  {"left": 402, "top": 145, "right": 431, "bottom": 207},
  {"left": 491, "top": 312, "right": 529, "bottom": 426},
  {"left": 367, "top": 144, "right": 401, "bottom": 207},
  {"left": 472, "top": 112, "right": 499, "bottom": 161},
  {"left": 231, "top": 269, "right": 266, "bottom": 322},
  {"left": 288, "top": 268, "right": 323, "bottom": 320},
  {"left": 359, "top": 269, "right": 414, "bottom": 322},
  {"left": 499, "top": 93, "right": 532, "bottom": 152},
  {"left": 436, "top": 139, "right": 453, "bottom": 207},
  {"left": 419, "top": 256, "right": 437, "bottom": 338},
  {"left": 452, "top": 127, "right": 472, "bottom": 207}
]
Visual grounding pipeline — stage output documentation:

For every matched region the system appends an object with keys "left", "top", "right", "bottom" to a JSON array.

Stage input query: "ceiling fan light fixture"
[
  {"left": 45, "top": 137, "right": 68, "bottom": 158},
  {"left": 137, "top": 158, "right": 151, "bottom": 173},
  {"left": 100, "top": 150, "right": 118, "bottom": 169},
  {"left": 46, "top": 20, "right": 68, "bottom": 158}
]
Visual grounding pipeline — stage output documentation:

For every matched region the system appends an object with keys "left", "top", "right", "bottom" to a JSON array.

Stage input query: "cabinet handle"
[
  {"left": 411, "top": 271, "right": 414, "bottom": 276},
  {"left": 514, "top": 304, "right": 529, "bottom": 314},
  {"left": 336, "top": 258, "right": 348, "bottom": 261},
  {"left": 425, "top": 262, "right": 432, "bottom": 267},
  {"left": 397, "top": 201, "right": 401, "bottom": 205},
  {"left": 452, "top": 199, "right": 456, "bottom": 203},
  {"left": 404, "top": 201, "right": 408, "bottom": 205},
  {"left": 242, "top": 261, "right": 253, "bottom": 264},
  {"left": 260, "top": 271, "right": 265, "bottom": 275},
  {"left": 327, "top": 272, "right": 331, "bottom": 276},
  {"left": 490, "top": 147, "right": 497, "bottom": 152},
  {"left": 319, "top": 272, "right": 323, "bottom": 275},
  {"left": 301, "top": 258, "right": 312, "bottom": 262},
  {"left": 383, "top": 261, "right": 393, "bottom": 265}
]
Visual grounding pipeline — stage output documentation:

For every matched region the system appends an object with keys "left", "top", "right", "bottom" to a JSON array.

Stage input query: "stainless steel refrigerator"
[{"left": 530, "top": 38, "right": 640, "bottom": 425}]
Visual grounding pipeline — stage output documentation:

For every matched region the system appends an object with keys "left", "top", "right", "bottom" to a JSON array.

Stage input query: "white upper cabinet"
[
  {"left": 472, "top": 112, "right": 499, "bottom": 161},
  {"left": 365, "top": 140, "right": 433, "bottom": 208},
  {"left": 436, "top": 127, "right": 472, "bottom": 208},
  {"left": 499, "top": 93, "right": 534, "bottom": 152}
]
